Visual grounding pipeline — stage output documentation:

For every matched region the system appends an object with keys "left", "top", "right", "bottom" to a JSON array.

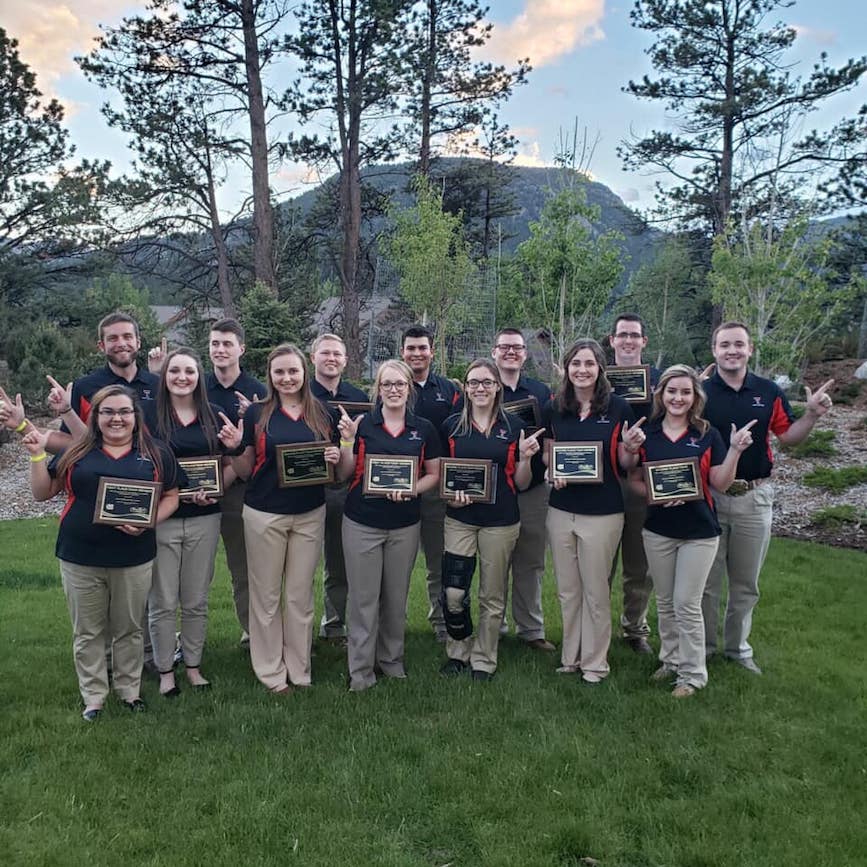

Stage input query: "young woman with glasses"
[
  {"left": 218, "top": 344, "right": 354, "bottom": 694},
  {"left": 336, "top": 360, "right": 442, "bottom": 692},
  {"left": 438, "top": 360, "right": 543, "bottom": 680},
  {"left": 23, "top": 385, "right": 181, "bottom": 721}
]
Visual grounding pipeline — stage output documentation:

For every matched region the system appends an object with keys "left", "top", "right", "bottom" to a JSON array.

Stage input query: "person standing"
[
  {"left": 218, "top": 344, "right": 351, "bottom": 693},
  {"left": 543, "top": 339, "right": 645, "bottom": 684},
  {"left": 629, "top": 365, "right": 752, "bottom": 697},
  {"left": 23, "top": 385, "right": 181, "bottom": 720},
  {"left": 438, "top": 360, "right": 540, "bottom": 681},
  {"left": 309, "top": 333, "right": 369, "bottom": 643},
  {"left": 701, "top": 322, "right": 834, "bottom": 674},
  {"left": 490, "top": 327, "right": 556, "bottom": 652},
  {"left": 607, "top": 313, "right": 661, "bottom": 655},
  {"left": 339, "top": 360, "right": 442, "bottom": 691},
  {"left": 205, "top": 319, "right": 265, "bottom": 647},
  {"left": 400, "top": 326, "right": 462, "bottom": 642}
]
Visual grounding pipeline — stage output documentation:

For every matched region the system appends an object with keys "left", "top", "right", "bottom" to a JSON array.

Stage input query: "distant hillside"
[{"left": 281, "top": 159, "right": 666, "bottom": 294}]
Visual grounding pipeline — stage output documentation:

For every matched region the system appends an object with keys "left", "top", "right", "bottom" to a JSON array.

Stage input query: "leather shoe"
[
  {"left": 160, "top": 686, "right": 181, "bottom": 699},
  {"left": 731, "top": 656, "right": 762, "bottom": 675},
  {"left": 626, "top": 637, "right": 653, "bottom": 655},
  {"left": 124, "top": 698, "right": 147, "bottom": 713},
  {"left": 522, "top": 638, "right": 556, "bottom": 652},
  {"left": 471, "top": 669, "right": 493, "bottom": 682},
  {"left": 81, "top": 708, "right": 102, "bottom": 722},
  {"left": 439, "top": 658, "right": 468, "bottom": 677}
]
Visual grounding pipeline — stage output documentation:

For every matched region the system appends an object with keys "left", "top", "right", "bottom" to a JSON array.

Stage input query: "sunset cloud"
[
  {"left": 0, "top": 2, "right": 129, "bottom": 93},
  {"left": 485, "top": 0, "right": 606, "bottom": 68},
  {"left": 792, "top": 24, "right": 838, "bottom": 47}
]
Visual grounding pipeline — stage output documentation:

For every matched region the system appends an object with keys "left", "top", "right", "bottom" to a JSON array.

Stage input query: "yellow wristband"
[
  {"left": 340, "top": 439, "right": 355, "bottom": 448},
  {"left": 30, "top": 452, "right": 48, "bottom": 463},
  {"left": 15, "top": 419, "right": 28, "bottom": 433}
]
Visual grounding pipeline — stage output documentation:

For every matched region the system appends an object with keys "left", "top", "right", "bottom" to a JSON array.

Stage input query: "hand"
[
  {"left": 699, "top": 363, "right": 716, "bottom": 382},
  {"left": 729, "top": 418, "right": 758, "bottom": 452},
  {"left": 46, "top": 375, "right": 72, "bottom": 415},
  {"left": 217, "top": 412, "right": 244, "bottom": 451},
  {"left": 386, "top": 490, "right": 415, "bottom": 502},
  {"left": 148, "top": 338, "right": 168, "bottom": 374},
  {"left": 235, "top": 391, "right": 261, "bottom": 419},
  {"left": 621, "top": 416, "right": 647, "bottom": 453},
  {"left": 805, "top": 379, "right": 835, "bottom": 417},
  {"left": 662, "top": 499, "right": 686, "bottom": 509},
  {"left": 116, "top": 524, "right": 146, "bottom": 536},
  {"left": 448, "top": 489, "right": 471, "bottom": 508},
  {"left": 552, "top": 477, "right": 568, "bottom": 490},
  {"left": 0, "top": 387, "right": 25, "bottom": 430},
  {"left": 21, "top": 428, "right": 49, "bottom": 456},
  {"left": 190, "top": 489, "right": 217, "bottom": 507},
  {"left": 323, "top": 445, "right": 341, "bottom": 466},
  {"left": 337, "top": 404, "right": 363, "bottom": 442},
  {"left": 519, "top": 427, "right": 545, "bottom": 460}
]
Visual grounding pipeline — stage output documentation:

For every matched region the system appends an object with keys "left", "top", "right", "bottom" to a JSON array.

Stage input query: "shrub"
[
  {"left": 810, "top": 505, "right": 867, "bottom": 528},
  {"left": 803, "top": 466, "right": 867, "bottom": 493},
  {"left": 834, "top": 380, "right": 864, "bottom": 406},
  {"left": 783, "top": 429, "right": 836, "bottom": 458}
]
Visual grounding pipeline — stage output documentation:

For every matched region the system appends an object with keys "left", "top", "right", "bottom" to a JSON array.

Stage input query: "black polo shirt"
[
  {"left": 345, "top": 406, "right": 443, "bottom": 529},
  {"left": 206, "top": 370, "right": 266, "bottom": 426},
  {"left": 502, "top": 373, "right": 552, "bottom": 489},
  {"left": 609, "top": 362, "right": 661, "bottom": 421},
  {"left": 412, "top": 373, "right": 463, "bottom": 431},
  {"left": 161, "top": 404, "right": 224, "bottom": 520},
  {"left": 65, "top": 364, "right": 159, "bottom": 433},
  {"left": 640, "top": 422, "right": 726, "bottom": 539},
  {"left": 441, "top": 412, "right": 523, "bottom": 527},
  {"left": 543, "top": 394, "right": 635, "bottom": 515},
  {"left": 241, "top": 402, "right": 337, "bottom": 515},
  {"left": 311, "top": 377, "right": 369, "bottom": 404},
  {"left": 703, "top": 371, "right": 794, "bottom": 482},
  {"left": 50, "top": 442, "right": 181, "bottom": 567}
]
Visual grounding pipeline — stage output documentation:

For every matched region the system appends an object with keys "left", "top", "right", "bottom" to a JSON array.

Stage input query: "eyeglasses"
[
  {"left": 495, "top": 343, "right": 525, "bottom": 353},
  {"left": 466, "top": 379, "right": 497, "bottom": 390},
  {"left": 98, "top": 408, "right": 135, "bottom": 417},
  {"left": 380, "top": 381, "right": 409, "bottom": 392},
  {"left": 614, "top": 331, "right": 643, "bottom": 340}
]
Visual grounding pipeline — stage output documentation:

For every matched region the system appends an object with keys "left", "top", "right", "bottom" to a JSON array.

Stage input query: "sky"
[{"left": 2, "top": 0, "right": 865, "bottom": 215}]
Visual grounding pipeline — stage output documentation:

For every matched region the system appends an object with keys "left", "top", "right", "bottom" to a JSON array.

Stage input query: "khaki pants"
[
  {"left": 444, "top": 517, "right": 520, "bottom": 674},
  {"left": 419, "top": 491, "right": 447, "bottom": 637},
  {"left": 60, "top": 559, "right": 153, "bottom": 705},
  {"left": 243, "top": 504, "right": 325, "bottom": 689},
  {"left": 150, "top": 512, "right": 221, "bottom": 672},
  {"left": 643, "top": 530, "right": 719, "bottom": 689},
  {"left": 609, "top": 481, "right": 653, "bottom": 639},
  {"left": 546, "top": 508, "right": 623, "bottom": 682},
  {"left": 503, "top": 482, "right": 549, "bottom": 640},
  {"left": 320, "top": 484, "right": 349, "bottom": 638},
  {"left": 343, "top": 516, "right": 420, "bottom": 691},
  {"left": 702, "top": 485, "right": 774, "bottom": 660},
  {"left": 220, "top": 481, "right": 250, "bottom": 633}
]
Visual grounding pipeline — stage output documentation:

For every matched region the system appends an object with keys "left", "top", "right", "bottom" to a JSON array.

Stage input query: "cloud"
[
  {"left": 0, "top": 2, "right": 128, "bottom": 94},
  {"left": 512, "top": 140, "right": 548, "bottom": 168},
  {"left": 617, "top": 187, "right": 640, "bottom": 203},
  {"left": 792, "top": 24, "right": 838, "bottom": 47},
  {"left": 485, "top": 0, "right": 606, "bottom": 68}
]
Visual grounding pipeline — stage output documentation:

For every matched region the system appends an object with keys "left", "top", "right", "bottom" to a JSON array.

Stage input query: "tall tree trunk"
[
  {"left": 241, "top": 0, "right": 275, "bottom": 291},
  {"left": 205, "top": 156, "right": 234, "bottom": 318},
  {"left": 417, "top": 0, "right": 437, "bottom": 177}
]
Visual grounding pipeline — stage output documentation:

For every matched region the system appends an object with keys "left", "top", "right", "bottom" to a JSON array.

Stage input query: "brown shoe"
[
  {"left": 523, "top": 638, "right": 557, "bottom": 652},
  {"left": 626, "top": 637, "right": 653, "bottom": 655},
  {"left": 672, "top": 685, "right": 696, "bottom": 698}
]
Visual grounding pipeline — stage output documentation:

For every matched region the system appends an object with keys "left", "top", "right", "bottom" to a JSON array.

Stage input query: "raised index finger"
[
  {"left": 338, "top": 403, "right": 352, "bottom": 420},
  {"left": 528, "top": 427, "right": 546, "bottom": 441},
  {"left": 45, "top": 374, "right": 64, "bottom": 391},
  {"left": 814, "top": 378, "right": 835, "bottom": 396},
  {"left": 217, "top": 411, "right": 234, "bottom": 427},
  {"left": 742, "top": 418, "right": 759, "bottom": 431},
  {"left": 632, "top": 416, "right": 647, "bottom": 430}
]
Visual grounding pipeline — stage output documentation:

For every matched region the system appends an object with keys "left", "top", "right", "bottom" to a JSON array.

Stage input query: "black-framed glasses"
[
  {"left": 98, "top": 408, "right": 135, "bottom": 417},
  {"left": 466, "top": 379, "right": 497, "bottom": 390},
  {"left": 380, "top": 381, "right": 409, "bottom": 391},
  {"left": 495, "top": 343, "right": 526, "bottom": 353}
]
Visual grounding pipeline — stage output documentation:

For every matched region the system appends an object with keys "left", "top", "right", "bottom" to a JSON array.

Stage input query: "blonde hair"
[
  {"left": 371, "top": 360, "right": 416, "bottom": 412},
  {"left": 651, "top": 364, "right": 709, "bottom": 434}
]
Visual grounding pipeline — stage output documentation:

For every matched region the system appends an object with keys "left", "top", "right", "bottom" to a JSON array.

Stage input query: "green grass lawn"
[{"left": 1, "top": 517, "right": 865, "bottom": 867}]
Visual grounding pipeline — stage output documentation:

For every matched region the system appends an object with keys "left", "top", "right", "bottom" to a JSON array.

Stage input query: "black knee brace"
[{"left": 440, "top": 551, "right": 476, "bottom": 640}]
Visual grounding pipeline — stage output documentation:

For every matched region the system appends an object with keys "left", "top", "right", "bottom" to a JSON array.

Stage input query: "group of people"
[{"left": 0, "top": 311, "right": 835, "bottom": 720}]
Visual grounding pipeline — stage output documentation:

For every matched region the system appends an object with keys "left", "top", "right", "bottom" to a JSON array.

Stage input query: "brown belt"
[{"left": 724, "top": 478, "right": 769, "bottom": 497}]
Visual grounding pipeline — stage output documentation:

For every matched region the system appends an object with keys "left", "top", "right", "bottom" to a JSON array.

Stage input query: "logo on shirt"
[
  {"left": 141, "top": 389, "right": 153, "bottom": 401},
  {"left": 136, "top": 454, "right": 153, "bottom": 464},
  {"left": 495, "top": 428, "right": 509, "bottom": 440},
  {"left": 687, "top": 437, "right": 701, "bottom": 449},
  {"left": 434, "top": 392, "right": 447, "bottom": 402},
  {"left": 408, "top": 429, "right": 422, "bottom": 441},
  {"left": 752, "top": 396, "right": 765, "bottom": 408},
  {"left": 597, "top": 415, "right": 610, "bottom": 424}
]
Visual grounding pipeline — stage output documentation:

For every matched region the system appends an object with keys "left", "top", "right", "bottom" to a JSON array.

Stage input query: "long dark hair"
[
  {"left": 56, "top": 385, "right": 161, "bottom": 475},
  {"left": 257, "top": 343, "right": 332, "bottom": 441},
  {"left": 450, "top": 359, "right": 509, "bottom": 438},
  {"left": 555, "top": 338, "right": 611, "bottom": 417},
  {"left": 156, "top": 348, "right": 219, "bottom": 454},
  {"left": 651, "top": 364, "right": 709, "bottom": 434}
]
